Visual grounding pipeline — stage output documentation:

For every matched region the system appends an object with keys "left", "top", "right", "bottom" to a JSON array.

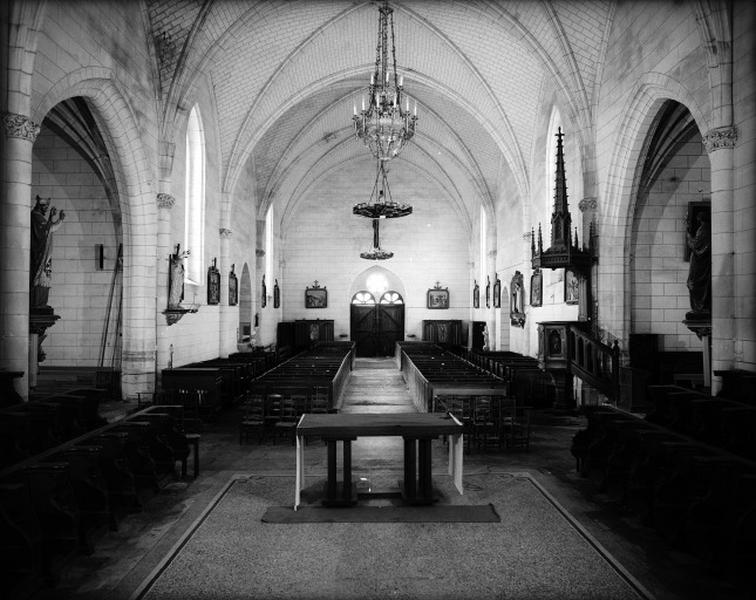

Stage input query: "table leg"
[
  {"left": 448, "top": 432, "right": 453, "bottom": 475},
  {"left": 418, "top": 438, "right": 433, "bottom": 501},
  {"left": 403, "top": 437, "right": 417, "bottom": 501},
  {"left": 326, "top": 440, "right": 338, "bottom": 501},
  {"left": 343, "top": 440, "right": 352, "bottom": 501}
]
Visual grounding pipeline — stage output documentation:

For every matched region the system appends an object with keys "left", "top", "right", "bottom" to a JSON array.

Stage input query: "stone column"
[
  {"left": 704, "top": 126, "right": 737, "bottom": 393},
  {"left": 1, "top": 112, "right": 40, "bottom": 400},
  {"left": 219, "top": 227, "right": 234, "bottom": 358},
  {"left": 155, "top": 192, "right": 175, "bottom": 382}
]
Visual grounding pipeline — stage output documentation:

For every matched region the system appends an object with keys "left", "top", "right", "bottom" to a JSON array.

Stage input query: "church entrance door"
[{"left": 350, "top": 291, "right": 405, "bottom": 357}]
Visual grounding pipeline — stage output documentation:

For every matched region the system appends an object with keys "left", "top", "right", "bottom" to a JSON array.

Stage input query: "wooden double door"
[{"left": 350, "top": 303, "right": 405, "bottom": 357}]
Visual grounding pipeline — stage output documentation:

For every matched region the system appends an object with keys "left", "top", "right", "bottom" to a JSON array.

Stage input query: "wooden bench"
[
  {"left": 572, "top": 403, "right": 756, "bottom": 572},
  {"left": 0, "top": 405, "right": 200, "bottom": 594},
  {"left": 161, "top": 367, "right": 224, "bottom": 422}
]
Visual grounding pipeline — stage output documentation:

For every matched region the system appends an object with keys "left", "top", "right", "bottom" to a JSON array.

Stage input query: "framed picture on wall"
[
  {"left": 427, "top": 283, "right": 449, "bottom": 309},
  {"left": 530, "top": 269, "right": 542, "bottom": 307},
  {"left": 207, "top": 258, "right": 221, "bottom": 305},
  {"left": 305, "top": 281, "right": 327, "bottom": 308},
  {"left": 565, "top": 269, "right": 579, "bottom": 305},
  {"left": 228, "top": 264, "right": 238, "bottom": 306}
]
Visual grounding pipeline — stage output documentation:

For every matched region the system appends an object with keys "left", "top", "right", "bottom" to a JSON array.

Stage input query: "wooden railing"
[
  {"left": 399, "top": 349, "right": 432, "bottom": 412},
  {"left": 567, "top": 325, "right": 620, "bottom": 402},
  {"left": 330, "top": 344, "right": 355, "bottom": 411}
]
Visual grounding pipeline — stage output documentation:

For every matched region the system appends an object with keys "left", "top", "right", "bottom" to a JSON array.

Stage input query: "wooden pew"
[
  {"left": 0, "top": 404, "right": 199, "bottom": 595},
  {"left": 572, "top": 403, "right": 756, "bottom": 571},
  {"left": 181, "top": 359, "right": 251, "bottom": 406},
  {"left": 161, "top": 368, "right": 224, "bottom": 421},
  {"left": 0, "top": 481, "right": 45, "bottom": 596}
]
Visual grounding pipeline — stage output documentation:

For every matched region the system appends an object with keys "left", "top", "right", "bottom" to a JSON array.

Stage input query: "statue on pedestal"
[
  {"left": 685, "top": 210, "right": 711, "bottom": 320},
  {"left": 168, "top": 243, "right": 190, "bottom": 309},
  {"left": 30, "top": 195, "right": 65, "bottom": 311}
]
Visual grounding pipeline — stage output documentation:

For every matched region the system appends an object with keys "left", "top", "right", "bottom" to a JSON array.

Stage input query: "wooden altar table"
[{"left": 294, "top": 412, "right": 464, "bottom": 510}]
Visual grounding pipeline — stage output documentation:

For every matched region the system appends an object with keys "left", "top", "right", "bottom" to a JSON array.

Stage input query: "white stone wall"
[
  {"left": 162, "top": 79, "right": 226, "bottom": 369},
  {"left": 28, "top": 0, "right": 161, "bottom": 397},
  {"left": 7, "top": 0, "right": 752, "bottom": 398},
  {"left": 595, "top": 2, "right": 711, "bottom": 338},
  {"left": 281, "top": 160, "right": 470, "bottom": 341},
  {"left": 593, "top": 1, "right": 756, "bottom": 377},
  {"left": 631, "top": 135, "right": 711, "bottom": 350},
  {"left": 31, "top": 124, "right": 120, "bottom": 366}
]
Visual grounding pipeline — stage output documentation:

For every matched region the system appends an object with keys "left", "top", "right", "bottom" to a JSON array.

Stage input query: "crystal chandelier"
[{"left": 352, "top": 0, "right": 417, "bottom": 162}]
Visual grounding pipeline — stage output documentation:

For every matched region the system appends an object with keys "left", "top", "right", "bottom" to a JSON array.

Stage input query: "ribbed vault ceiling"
[{"left": 146, "top": 0, "right": 614, "bottom": 228}]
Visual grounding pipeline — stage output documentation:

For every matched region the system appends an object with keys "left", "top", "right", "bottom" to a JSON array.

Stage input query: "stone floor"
[{"left": 27, "top": 358, "right": 749, "bottom": 600}]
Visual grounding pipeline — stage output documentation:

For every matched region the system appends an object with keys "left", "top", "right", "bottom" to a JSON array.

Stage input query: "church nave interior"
[{"left": 1, "top": 1, "right": 755, "bottom": 599}]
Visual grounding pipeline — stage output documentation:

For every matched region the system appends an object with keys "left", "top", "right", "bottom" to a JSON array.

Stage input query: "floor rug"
[
  {"left": 134, "top": 472, "right": 654, "bottom": 600},
  {"left": 261, "top": 503, "right": 501, "bottom": 523}
]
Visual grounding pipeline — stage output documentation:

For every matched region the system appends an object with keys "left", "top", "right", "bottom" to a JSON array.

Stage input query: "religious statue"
[
  {"left": 685, "top": 210, "right": 711, "bottom": 318},
  {"left": 168, "top": 243, "right": 190, "bottom": 309},
  {"left": 30, "top": 195, "right": 66, "bottom": 309}
]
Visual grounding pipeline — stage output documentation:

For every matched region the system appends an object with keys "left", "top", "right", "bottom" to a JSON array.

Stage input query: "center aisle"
[
  {"left": 337, "top": 357, "right": 417, "bottom": 487},
  {"left": 339, "top": 356, "right": 417, "bottom": 414}
]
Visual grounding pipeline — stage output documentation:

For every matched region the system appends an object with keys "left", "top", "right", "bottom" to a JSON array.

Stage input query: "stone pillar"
[
  {"left": 704, "top": 126, "right": 737, "bottom": 393},
  {"left": 155, "top": 192, "right": 175, "bottom": 381},
  {"left": 219, "top": 227, "right": 234, "bottom": 358},
  {"left": 1, "top": 112, "right": 40, "bottom": 401}
]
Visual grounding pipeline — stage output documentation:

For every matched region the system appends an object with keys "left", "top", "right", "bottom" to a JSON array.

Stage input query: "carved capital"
[
  {"left": 703, "top": 126, "right": 737, "bottom": 153},
  {"left": 219, "top": 228, "right": 232, "bottom": 239},
  {"left": 157, "top": 192, "right": 175, "bottom": 209},
  {"left": 578, "top": 197, "right": 598, "bottom": 212},
  {"left": 3, "top": 112, "right": 40, "bottom": 142},
  {"left": 256, "top": 248, "right": 266, "bottom": 257}
]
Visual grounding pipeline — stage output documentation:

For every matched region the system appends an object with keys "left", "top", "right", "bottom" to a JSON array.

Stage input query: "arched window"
[
  {"left": 352, "top": 291, "right": 376, "bottom": 304},
  {"left": 366, "top": 272, "right": 389, "bottom": 298},
  {"left": 184, "top": 105, "right": 206, "bottom": 285},
  {"left": 479, "top": 205, "right": 487, "bottom": 292},
  {"left": 379, "top": 291, "right": 403, "bottom": 304}
]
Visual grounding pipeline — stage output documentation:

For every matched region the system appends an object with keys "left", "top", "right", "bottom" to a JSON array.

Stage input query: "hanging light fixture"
[
  {"left": 360, "top": 219, "right": 394, "bottom": 261},
  {"left": 355, "top": 160, "right": 411, "bottom": 260},
  {"left": 353, "top": 160, "right": 412, "bottom": 219},
  {"left": 352, "top": 0, "right": 417, "bottom": 162}
]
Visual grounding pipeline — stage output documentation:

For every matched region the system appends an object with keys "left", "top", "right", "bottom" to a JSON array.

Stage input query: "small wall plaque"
[
  {"left": 427, "top": 282, "right": 449, "bottom": 309},
  {"left": 305, "top": 281, "right": 327, "bottom": 308}
]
